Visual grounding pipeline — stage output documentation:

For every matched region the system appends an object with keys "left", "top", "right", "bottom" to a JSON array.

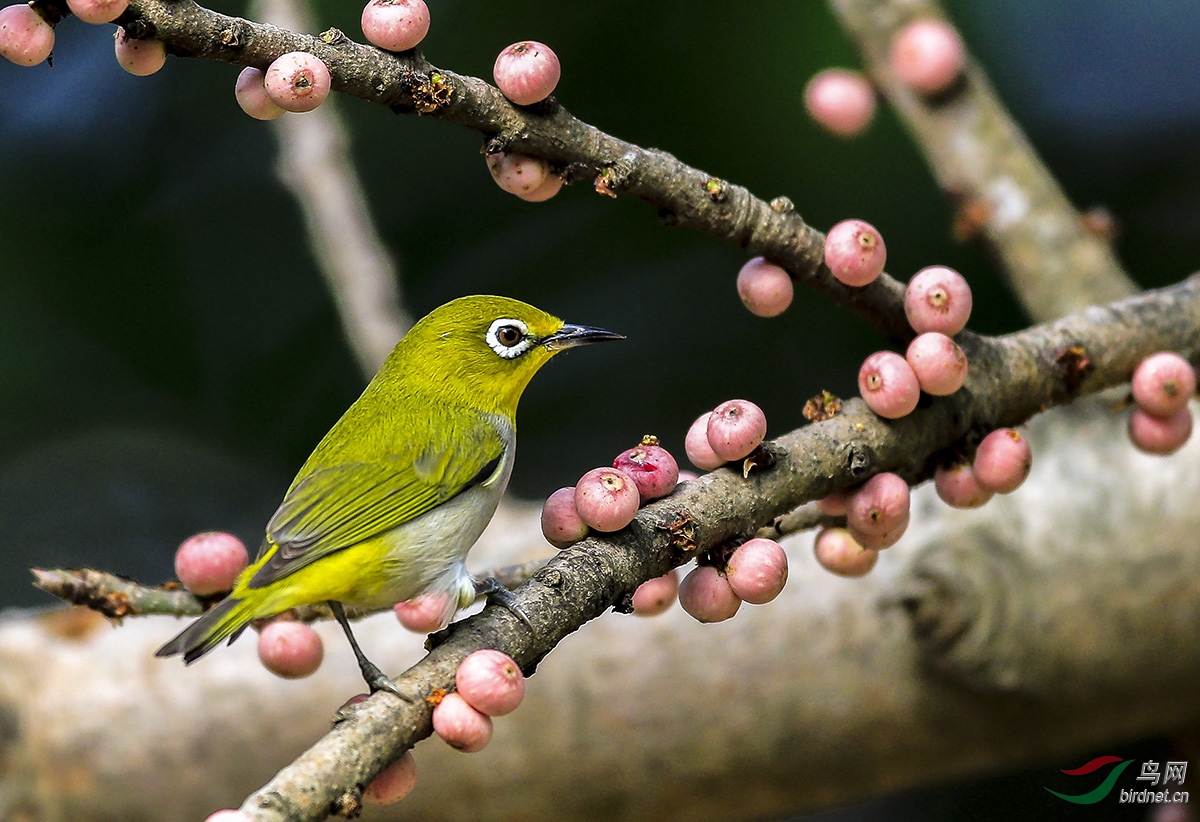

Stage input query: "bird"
[{"left": 156, "top": 295, "right": 623, "bottom": 695}]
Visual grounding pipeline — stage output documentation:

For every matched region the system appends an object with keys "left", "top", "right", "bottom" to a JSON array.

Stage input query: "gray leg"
[{"left": 328, "top": 600, "right": 409, "bottom": 699}]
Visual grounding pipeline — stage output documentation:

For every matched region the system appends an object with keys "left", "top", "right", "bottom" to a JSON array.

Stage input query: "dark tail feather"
[{"left": 155, "top": 597, "right": 250, "bottom": 663}]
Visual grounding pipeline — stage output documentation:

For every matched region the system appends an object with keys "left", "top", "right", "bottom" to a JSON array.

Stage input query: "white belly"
[{"left": 365, "top": 421, "right": 515, "bottom": 610}]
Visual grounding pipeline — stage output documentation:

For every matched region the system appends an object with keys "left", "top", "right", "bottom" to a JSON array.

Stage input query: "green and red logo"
[{"left": 1045, "top": 756, "right": 1135, "bottom": 804}]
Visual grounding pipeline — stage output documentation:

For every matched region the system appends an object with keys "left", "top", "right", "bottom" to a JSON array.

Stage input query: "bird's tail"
[{"left": 155, "top": 595, "right": 257, "bottom": 664}]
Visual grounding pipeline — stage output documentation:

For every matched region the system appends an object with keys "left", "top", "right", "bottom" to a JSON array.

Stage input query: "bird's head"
[{"left": 390, "top": 295, "right": 624, "bottom": 414}]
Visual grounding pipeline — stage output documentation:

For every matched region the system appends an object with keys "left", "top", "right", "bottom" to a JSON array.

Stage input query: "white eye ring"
[{"left": 486, "top": 318, "right": 534, "bottom": 359}]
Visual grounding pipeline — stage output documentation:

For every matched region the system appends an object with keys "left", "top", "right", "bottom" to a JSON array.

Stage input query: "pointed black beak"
[{"left": 541, "top": 323, "right": 625, "bottom": 351}]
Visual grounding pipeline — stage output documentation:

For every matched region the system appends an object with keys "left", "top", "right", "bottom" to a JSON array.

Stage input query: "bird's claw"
[{"left": 474, "top": 576, "right": 532, "bottom": 629}]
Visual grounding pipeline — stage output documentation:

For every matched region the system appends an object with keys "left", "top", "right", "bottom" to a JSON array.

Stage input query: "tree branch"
[
  {"left": 101, "top": 0, "right": 914, "bottom": 339},
  {"left": 830, "top": 0, "right": 1139, "bottom": 320}
]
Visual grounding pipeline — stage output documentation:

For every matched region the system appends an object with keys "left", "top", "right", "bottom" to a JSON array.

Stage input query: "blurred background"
[{"left": 1, "top": 1, "right": 1198, "bottom": 817}]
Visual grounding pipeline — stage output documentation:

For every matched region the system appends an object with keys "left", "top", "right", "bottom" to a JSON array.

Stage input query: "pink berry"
[
  {"left": 613, "top": 441, "right": 679, "bottom": 503},
  {"left": 736, "top": 257, "right": 794, "bottom": 317},
  {"left": 204, "top": 812, "right": 250, "bottom": 822},
  {"left": 678, "top": 565, "right": 741, "bottom": 623},
  {"left": 541, "top": 486, "right": 589, "bottom": 548},
  {"left": 174, "top": 531, "right": 249, "bottom": 596},
  {"left": 517, "top": 173, "right": 563, "bottom": 202},
  {"left": 486, "top": 152, "right": 550, "bottom": 197},
  {"left": 360, "top": 0, "right": 429, "bottom": 52},
  {"left": 0, "top": 4, "right": 54, "bottom": 67},
  {"left": 631, "top": 569, "right": 679, "bottom": 616},
  {"left": 813, "top": 527, "right": 879, "bottom": 577},
  {"left": 455, "top": 649, "right": 525, "bottom": 717},
  {"left": 846, "top": 472, "right": 910, "bottom": 536},
  {"left": 804, "top": 68, "right": 876, "bottom": 138},
  {"left": 849, "top": 510, "right": 909, "bottom": 550},
  {"left": 815, "top": 491, "right": 848, "bottom": 516},
  {"left": 394, "top": 590, "right": 455, "bottom": 633},
  {"left": 905, "top": 331, "right": 968, "bottom": 396},
  {"left": 264, "top": 51, "right": 332, "bottom": 113},
  {"left": 114, "top": 28, "right": 165, "bottom": 76},
  {"left": 685, "top": 412, "right": 725, "bottom": 470},
  {"left": 726, "top": 538, "right": 788, "bottom": 605},
  {"left": 66, "top": 0, "right": 127, "bottom": 25},
  {"left": 493, "top": 40, "right": 560, "bottom": 105},
  {"left": 1131, "top": 352, "right": 1196, "bottom": 419},
  {"left": 972, "top": 428, "right": 1032, "bottom": 493},
  {"left": 257, "top": 620, "right": 324, "bottom": 679},
  {"left": 573, "top": 467, "right": 639, "bottom": 532},
  {"left": 858, "top": 351, "right": 921, "bottom": 418},
  {"left": 905, "top": 266, "right": 972, "bottom": 335},
  {"left": 363, "top": 751, "right": 418, "bottom": 805},
  {"left": 707, "top": 399, "right": 767, "bottom": 462},
  {"left": 934, "top": 461, "right": 993, "bottom": 508},
  {"left": 432, "top": 692, "right": 493, "bottom": 752},
  {"left": 677, "top": 470, "right": 699, "bottom": 483},
  {"left": 1129, "top": 407, "right": 1194, "bottom": 456},
  {"left": 889, "top": 18, "right": 965, "bottom": 95},
  {"left": 234, "top": 67, "right": 285, "bottom": 121},
  {"left": 823, "top": 219, "right": 887, "bottom": 287}
]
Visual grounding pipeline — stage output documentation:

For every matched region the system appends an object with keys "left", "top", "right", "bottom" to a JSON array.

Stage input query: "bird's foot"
[
  {"left": 474, "top": 577, "right": 532, "bottom": 629},
  {"left": 360, "top": 660, "right": 416, "bottom": 701}
]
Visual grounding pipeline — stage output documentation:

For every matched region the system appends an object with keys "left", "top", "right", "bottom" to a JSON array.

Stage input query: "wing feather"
[{"left": 246, "top": 416, "right": 506, "bottom": 588}]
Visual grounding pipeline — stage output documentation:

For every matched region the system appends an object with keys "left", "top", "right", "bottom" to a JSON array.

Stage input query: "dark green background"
[{"left": 1, "top": 2, "right": 1197, "bottom": 818}]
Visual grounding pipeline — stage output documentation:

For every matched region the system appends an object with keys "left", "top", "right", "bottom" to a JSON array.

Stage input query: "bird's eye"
[
  {"left": 486, "top": 318, "right": 534, "bottom": 359},
  {"left": 496, "top": 325, "right": 524, "bottom": 347}
]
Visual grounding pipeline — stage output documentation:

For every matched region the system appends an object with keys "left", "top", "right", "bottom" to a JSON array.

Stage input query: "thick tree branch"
[
  {"left": 236, "top": 276, "right": 1200, "bottom": 820},
  {"left": 96, "top": 0, "right": 915, "bottom": 339},
  {"left": 830, "top": 0, "right": 1139, "bottom": 320},
  {"left": 9, "top": 404, "right": 1200, "bottom": 822}
]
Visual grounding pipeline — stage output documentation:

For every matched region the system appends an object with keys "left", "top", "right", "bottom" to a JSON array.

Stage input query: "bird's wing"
[{"left": 245, "top": 420, "right": 506, "bottom": 588}]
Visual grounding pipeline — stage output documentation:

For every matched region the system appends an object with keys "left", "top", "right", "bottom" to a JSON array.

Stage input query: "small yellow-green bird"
[{"left": 157, "top": 295, "right": 622, "bottom": 694}]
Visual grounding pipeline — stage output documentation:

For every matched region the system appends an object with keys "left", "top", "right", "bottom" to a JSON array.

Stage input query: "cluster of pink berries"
[
  {"left": 855, "top": 262, "right": 972, "bottom": 418},
  {"left": 933, "top": 427, "right": 1032, "bottom": 509},
  {"left": 0, "top": 0, "right": 166, "bottom": 74},
  {"left": 812, "top": 471, "right": 909, "bottom": 576},
  {"left": 1128, "top": 352, "right": 1197, "bottom": 455},
  {"left": 684, "top": 399, "right": 769, "bottom": 470},
  {"left": 172, "top": 531, "right": 330, "bottom": 678},
  {"left": 486, "top": 40, "right": 564, "bottom": 201},
  {"left": 234, "top": 53, "right": 333, "bottom": 120},
  {"left": 541, "top": 436, "right": 684, "bottom": 614},
  {"left": 430, "top": 648, "right": 526, "bottom": 754},
  {"left": 735, "top": 218, "right": 889, "bottom": 318},
  {"left": 804, "top": 18, "right": 965, "bottom": 138},
  {"left": 677, "top": 536, "right": 789, "bottom": 623},
  {"left": 677, "top": 400, "right": 789, "bottom": 620}
]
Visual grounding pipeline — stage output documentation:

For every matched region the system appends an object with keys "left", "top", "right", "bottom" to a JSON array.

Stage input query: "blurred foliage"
[{"left": 2, "top": 0, "right": 1200, "bottom": 608}]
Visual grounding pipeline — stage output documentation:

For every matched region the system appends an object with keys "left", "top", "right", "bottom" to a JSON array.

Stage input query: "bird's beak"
[{"left": 541, "top": 323, "right": 625, "bottom": 351}]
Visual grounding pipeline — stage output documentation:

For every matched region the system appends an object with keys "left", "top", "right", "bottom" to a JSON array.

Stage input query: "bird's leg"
[
  {"left": 473, "top": 577, "right": 532, "bottom": 629},
  {"left": 328, "top": 600, "right": 410, "bottom": 700}
]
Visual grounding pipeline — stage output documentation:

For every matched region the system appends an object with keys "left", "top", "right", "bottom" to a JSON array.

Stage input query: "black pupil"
[{"left": 498, "top": 326, "right": 523, "bottom": 347}]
